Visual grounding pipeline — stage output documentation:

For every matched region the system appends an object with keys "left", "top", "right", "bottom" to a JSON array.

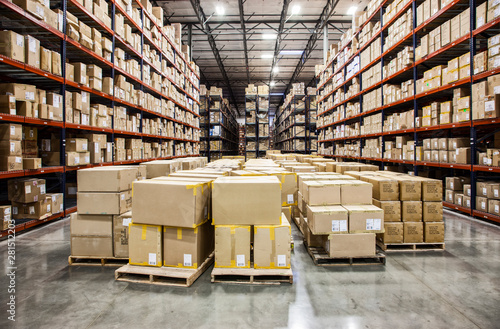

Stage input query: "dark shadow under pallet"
[
  {"left": 114, "top": 252, "right": 214, "bottom": 287},
  {"left": 211, "top": 266, "right": 293, "bottom": 285},
  {"left": 304, "top": 241, "right": 386, "bottom": 266},
  {"left": 377, "top": 240, "right": 445, "bottom": 252},
  {"left": 68, "top": 256, "right": 129, "bottom": 267}
]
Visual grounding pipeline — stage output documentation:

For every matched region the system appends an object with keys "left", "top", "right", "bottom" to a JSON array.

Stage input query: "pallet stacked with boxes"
[{"left": 0, "top": 0, "right": 200, "bottom": 237}]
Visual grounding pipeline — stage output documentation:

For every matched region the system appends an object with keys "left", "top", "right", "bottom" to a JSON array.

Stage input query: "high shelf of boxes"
[
  {"left": 244, "top": 84, "right": 270, "bottom": 159},
  {"left": 0, "top": 0, "right": 200, "bottom": 237},
  {"left": 315, "top": 0, "right": 500, "bottom": 224},
  {"left": 199, "top": 85, "right": 238, "bottom": 161},
  {"left": 273, "top": 83, "right": 317, "bottom": 153}
]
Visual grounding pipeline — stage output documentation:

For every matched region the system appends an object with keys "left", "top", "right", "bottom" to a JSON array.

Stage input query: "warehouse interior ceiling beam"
[
  {"left": 268, "top": 0, "right": 291, "bottom": 89},
  {"left": 239, "top": 0, "right": 251, "bottom": 84}
]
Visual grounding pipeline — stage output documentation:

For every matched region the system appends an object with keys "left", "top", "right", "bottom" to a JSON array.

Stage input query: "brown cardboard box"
[
  {"left": 0, "top": 83, "right": 36, "bottom": 101},
  {"left": 113, "top": 211, "right": 132, "bottom": 258},
  {"left": 446, "top": 176, "right": 469, "bottom": 190},
  {"left": 463, "top": 195, "right": 471, "bottom": 208},
  {"left": 424, "top": 222, "right": 445, "bottom": 243},
  {"left": 306, "top": 205, "right": 348, "bottom": 234},
  {"left": 403, "top": 222, "right": 424, "bottom": 243},
  {"left": 372, "top": 199, "right": 401, "bottom": 222},
  {"left": 140, "top": 160, "right": 181, "bottom": 178},
  {"left": 476, "top": 196, "right": 488, "bottom": 211},
  {"left": 163, "top": 220, "right": 214, "bottom": 268},
  {"left": 0, "top": 156, "right": 23, "bottom": 171},
  {"left": 419, "top": 178, "right": 443, "bottom": 201},
  {"left": 456, "top": 147, "right": 471, "bottom": 164},
  {"left": 0, "top": 95, "right": 17, "bottom": 115},
  {"left": 212, "top": 176, "right": 281, "bottom": 225},
  {"left": 7, "top": 178, "right": 45, "bottom": 203},
  {"left": 344, "top": 205, "right": 384, "bottom": 233},
  {"left": 66, "top": 138, "right": 88, "bottom": 152},
  {"left": 1, "top": 205, "right": 12, "bottom": 231},
  {"left": 47, "top": 193, "right": 63, "bottom": 214},
  {"left": 77, "top": 190, "right": 131, "bottom": 215},
  {"left": 77, "top": 167, "right": 137, "bottom": 192},
  {"left": 0, "top": 30, "right": 25, "bottom": 62},
  {"left": 0, "top": 123, "right": 22, "bottom": 141},
  {"left": 254, "top": 215, "right": 291, "bottom": 269},
  {"left": 302, "top": 180, "right": 341, "bottom": 205},
  {"left": 264, "top": 171, "right": 298, "bottom": 206},
  {"left": 378, "top": 222, "right": 403, "bottom": 243},
  {"left": 24, "top": 35, "right": 40, "bottom": 68},
  {"left": 282, "top": 206, "right": 291, "bottom": 223},
  {"left": 423, "top": 201, "right": 443, "bottom": 221},
  {"left": 22, "top": 157, "right": 41, "bottom": 169},
  {"left": 454, "top": 193, "right": 464, "bottom": 206},
  {"left": 304, "top": 217, "right": 328, "bottom": 247},
  {"left": 363, "top": 176, "right": 399, "bottom": 201},
  {"left": 12, "top": 199, "right": 50, "bottom": 219},
  {"left": 401, "top": 201, "right": 422, "bottom": 222},
  {"left": 324, "top": 233, "right": 376, "bottom": 257},
  {"left": 214, "top": 225, "right": 251, "bottom": 268},
  {"left": 70, "top": 213, "right": 112, "bottom": 236},
  {"left": 0, "top": 140, "right": 22, "bottom": 156},
  {"left": 40, "top": 47, "right": 51, "bottom": 72},
  {"left": 132, "top": 180, "right": 209, "bottom": 227},
  {"left": 339, "top": 180, "right": 373, "bottom": 204},
  {"left": 387, "top": 176, "right": 422, "bottom": 200},
  {"left": 70, "top": 236, "right": 113, "bottom": 257},
  {"left": 445, "top": 189, "right": 456, "bottom": 203},
  {"left": 128, "top": 223, "right": 162, "bottom": 266}
]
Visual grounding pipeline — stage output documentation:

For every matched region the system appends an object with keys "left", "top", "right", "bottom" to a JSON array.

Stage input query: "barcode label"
[
  {"left": 183, "top": 254, "right": 192, "bottom": 267},
  {"left": 236, "top": 254, "right": 245, "bottom": 267},
  {"left": 148, "top": 253, "right": 157, "bottom": 266},
  {"left": 277, "top": 255, "right": 286, "bottom": 267}
]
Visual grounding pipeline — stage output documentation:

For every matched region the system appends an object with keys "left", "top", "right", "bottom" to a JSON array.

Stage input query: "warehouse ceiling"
[{"left": 156, "top": 0, "right": 369, "bottom": 117}]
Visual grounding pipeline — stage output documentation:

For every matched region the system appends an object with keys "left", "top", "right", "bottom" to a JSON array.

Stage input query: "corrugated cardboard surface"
[
  {"left": 403, "top": 222, "right": 424, "bottom": 243},
  {"left": 363, "top": 176, "right": 399, "bottom": 201},
  {"left": 71, "top": 236, "right": 113, "bottom": 257},
  {"left": 423, "top": 201, "right": 443, "bottom": 222},
  {"left": 372, "top": 199, "right": 401, "bottom": 222},
  {"left": 140, "top": 160, "right": 181, "bottom": 178},
  {"left": 338, "top": 180, "right": 373, "bottom": 204},
  {"left": 70, "top": 213, "right": 112, "bottom": 236},
  {"left": 214, "top": 225, "right": 250, "bottom": 268},
  {"left": 424, "top": 222, "right": 444, "bottom": 243},
  {"left": 163, "top": 221, "right": 214, "bottom": 268},
  {"left": 401, "top": 201, "right": 422, "bottom": 222},
  {"left": 113, "top": 211, "right": 132, "bottom": 258},
  {"left": 306, "top": 205, "right": 348, "bottom": 234},
  {"left": 378, "top": 222, "right": 404, "bottom": 243},
  {"left": 132, "top": 180, "right": 209, "bottom": 227},
  {"left": 263, "top": 171, "right": 298, "bottom": 206},
  {"left": 254, "top": 215, "right": 291, "bottom": 269},
  {"left": 302, "top": 180, "right": 341, "bottom": 205},
  {"left": 77, "top": 190, "right": 131, "bottom": 215},
  {"left": 212, "top": 176, "right": 281, "bottom": 225},
  {"left": 77, "top": 167, "right": 137, "bottom": 192},
  {"left": 128, "top": 223, "right": 162, "bottom": 266},
  {"left": 344, "top": 205, "right": 384, "bottom": 233},
  {"left": 325, "top": 233, "right": 376, "bottom": 257}
]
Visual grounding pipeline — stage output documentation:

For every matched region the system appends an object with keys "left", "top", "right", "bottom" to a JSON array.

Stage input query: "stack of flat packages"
[
  {"left": 72, "top": 167, "right": 137, "bottom": 258},
  {"left": 212, "top": 176, "right": 291, "bottom": 270},
  {"left": 130, "top": 175, "right": 213, "bottom": 268},
  {"left": 345, "top": 170, "right": 444, "bottom": 244},
  {"left": 301, "top": 172, "right": 384, "bottom": 258}
]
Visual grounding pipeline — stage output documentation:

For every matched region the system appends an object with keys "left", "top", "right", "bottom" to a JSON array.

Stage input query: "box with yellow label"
[
  {"left": 214, "top": 225, "right": 250, "bottom": 268},
  {"left": 128, "top": 223, "right": 162, "bottom": 266},
  {"left": 254, "top": 215, "right": 291, "bottom": 269}
]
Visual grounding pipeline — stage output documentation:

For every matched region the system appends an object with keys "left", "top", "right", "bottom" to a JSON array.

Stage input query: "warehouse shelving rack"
[
  {"left": 244, "top": 93, "right": 270, "bottom": 159},
  {"left": 306, "top": 93, "right": 318, "bottom": 153},
  {"left": 257, "top": 95, "right": 270, "bottom": 157},
  {"left": 315, "top": 0, "right": 500, "bottom": 224},
  {"left": 201, "top": 94, "right": 238, "bottom": 161},
  {"left": 0, "top": 0, "right": 200, "bottom": 237}
]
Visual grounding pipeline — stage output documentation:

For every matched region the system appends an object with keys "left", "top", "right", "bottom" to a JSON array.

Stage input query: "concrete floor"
[{"left": 1, "top": 210, "right": 500, "bottom": 329}]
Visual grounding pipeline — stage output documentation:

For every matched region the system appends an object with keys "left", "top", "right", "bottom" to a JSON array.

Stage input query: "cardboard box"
[
  {"left": 70, "top": 236, "right": 113, "bottom": 257},
  {"left": 344, "top": 204, "right": 384, "bottom": 233},
  {"left": 378, "top": 222, "right": 403, "bottom": 243},
  {"left": 306, "top": 205, "right": 348, "bottom": 234},
  {"left": 77, "top": 167, "right": 137, "bottom": 192},
  {"left": 66, "top": 138, "right": 88, "bottom": 152},
  {"left": 420, "top": 178, "right": 443, "bottom": 201},
  {"left": 476, "top": 196, "right": 488, "bottom": 211},
  {"left": 47, "top": 193, "right": 63, "bottom": 214},
  {"left": 24, "top": 35, "right": 40, "bottom": 68},
  {"left": 7, "top": 178, "right": 45, "bottom": 203},
  {"left": 339, "top": 180, "right": 372, "bottom": 204},
  {"left": 456, "top": 147, "right": 470, "bottom": 164},
  {"left": 488, "top": 199, "right": 500, "bottom": 215},
  {"left": 1, "top": 205, "right": 12, "bottom": 231},
  {"left": 163, "top": 220, "right": 214, "bottom": 268},
  {"left": 445, "top": 189, "right": 456, "bottom": 203},
  {"left": 212, "top": 176, "right": 281, "bottom": 225},
  {"left": 302, "top": 180, "right": 341, "bottom": 205},
  {"left": 254, "top": 215, "right": 291, "bottom": 269},
  {"left": 113, "top": 211, "right": 131, "bottom": 258},
  {"left": 424, "top": 222, "right": 445, "bottom": 243},
  {"left": 363, "top": 176, "right": 399, "bottom": 201},
  {"left": 132, "top": 180, "right": 210, "bottom": 227},
  {"left": 70, "top": 213, "right": 112, "bottom": 236},
  {"left": 324, "top": 233, "right": 375, "bottom": 257},
  {"left": 403, "top": 221, "right": 424, "bottom": 243},
  {"left": 0, "top": 140, "right": 21, "bottom": 156},
  {"left": 463, "top": 195, "right": 471, "bottom": 208},
  {"left": 423, "top": 201, "right": 443, "bottom": 221},
  {"left": 401, "top": 201, "right": 422, "bottom": 222},
  {"left": 128, "top": 223, "right": 162, "bottom": 266},
  {"left": 214, "top": 225, "right": 251, "bottom": 268},
  {"left": 77, "top": 190, "right": 132, "bottom": 215},
  {"left": 139, "top": 160, "right": 184, "bottom": 178},
  {"left": 265, "top": 171, "right": 298, "bottom": 206},
  {"left": 0, "top": 30, "right": 25, "bottom": 62},
  {"left": 0, "top": 123, "right": 22, "bottom": 141},
  {"left": 389, "top": 176, "right": 422, "bottom": 200},
  {"left": 0, "top": 155, "right": 23, "bottom": 171},
  {"left": 22, "top": 157, "right": 41, "bottom": 169},
  {"left": 372, "top": 199, "right": 401, "bottom": 222},
  {"left": 12, "top": 199, "right": 50, "bottom": 220}
]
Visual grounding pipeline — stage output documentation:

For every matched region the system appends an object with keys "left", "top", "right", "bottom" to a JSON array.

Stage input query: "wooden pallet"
[
  {"left": 377, "top": 240, "right": 445, "bottom": 252},
  {"left": 211, "top": 266, "right": 293, "bottom": 285},
  {"left": 68, "top": 256, "right": 129, "bottom": 267},
  {"left": 304, "top": 241, "right": 386, "bottom": 266},
  {"left": 293, "top": 217, "right": 304, "bottom": 235},
  {"left": 114, "top": 252, "right": 214, "bottom": 287}
]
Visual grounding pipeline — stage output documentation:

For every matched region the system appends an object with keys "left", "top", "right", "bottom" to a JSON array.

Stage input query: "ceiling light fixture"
[
  {"left": 203, "top": 3, "right": 225, "bottom": 26},
  {"left": 285, "top": 4, "right": 300, "bottom": 23},
  {"left": 270, "top": 81, "right": 276, "bottom": 87},
  {"left": 273, "top": 66, "right": 279, "bottom": 73},
  {"left": 347, "top": 6, "right": 357, "bottom": 15},
  {"left": 261, "top": 54, "right": 274, "bottom": 59},
  {"left": 279, "top": 50, "right": 304, "bottom": 56},
  {"left": 262, "top": 33, "right": 278, "bottom": 39}
]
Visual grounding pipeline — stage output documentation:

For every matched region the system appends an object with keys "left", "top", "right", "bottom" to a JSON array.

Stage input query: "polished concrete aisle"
[{"left": 1, "top": 210, "right": 500, "bottom": 329}]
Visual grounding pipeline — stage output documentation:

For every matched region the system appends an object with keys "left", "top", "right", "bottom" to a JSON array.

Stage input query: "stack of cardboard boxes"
[
  {"left": 445, "top": 176, "right": 471, "bottom": 208},
  {"left": 212, "top": 176, "right": 291, "bottom": 269},
  {"left": 9, "top": 178, "right": 50, "bottom": 220},
  {"left": 422, "top": 137, "right": 470, "bottom": 164},
  {"left": 1, "top": 205, "right": 12, "bottom": 231},
  {"left": 475, "top": 180, "right": 500, "bottom": 215},
  {"left": 0, "top": 123, "right": 23, "bottom": 171},
  {"left": 71, "top": 167, "right": 136, "bottom": 258}
]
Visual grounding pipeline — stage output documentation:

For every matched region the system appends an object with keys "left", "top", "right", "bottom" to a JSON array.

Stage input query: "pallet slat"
[
  {"left": 377, "top": 240, "right": 445, "bottom": 252},
  {"left": 114, "top": 252, "right": 214, "bottom": 287},
  {"left": 68, "top": 256, "right": 129, "bottom": 267},
  {"left": 304, "top": 241, "right": 386, "bottom": 266},
  {"left": 211, "top": 266, "right": 293, "bottom": 285}
]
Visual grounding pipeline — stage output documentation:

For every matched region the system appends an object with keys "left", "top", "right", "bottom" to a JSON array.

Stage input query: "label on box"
[
  {"left": 74, "top": 156, "right": 80, "bottom": 164},
  {"left": 482, "top": 201, "right": 486, "bottom": 210},
  {"left": 16, "top": 35, "right": 23, "bottom": 47},
  {"left": 366, "top": 218, "right": 381, "bottom": 231},
  {"left": 28, "top": 38, "right": 36, "bottom": 53},
  {"left": 47, "top": 204, "right": 51, "bottom": 213},
  {"left": 466, "top": 199, "right": 471, "bottom": 207},
  {"left": 26, "top": 91, "right": 35, "bottom": 101},
  {"left": 14, "top": 156, "right": 20, "bottom": 164},
  {"left": 29, "top": 206, "right": 35, "bottom": 214},
  {"left": 148, "top": 253, "right": 157, "bottom": 265},
  {"left": 36, "top": 5, "right": 44, "bottom": 18},
  {"left": 52, "top": 195, "right": 56, "bottom": 202},
  {"left": 34, "top": 195, "right": 38, "bottom": 202},
  {"left": 10, "top": 125, "right": 15, "bottom": 136},
  {"left": 122, "top": 217, "right": 132, "bottom": 226},
  {"left": 12, "top": 207, "right": 17, "bottom": 215},
  {"left": 496, "top": 205, "right": 499, "bottom": 213},
  {"left": 40, "top": 184, "right": 45, "bottom": 194},
  {"left": 95, "top": 143, "right": 99, "bottom": 153},
  {"left": 25, "top": 185, "right": 31, "bottom": 194},
  {"left": 59, "top": 204, "right": 63, "bottom": 212},
  {"left": 85, "top": 156, "right": 89, "bottom": 163},
  {"left": 485, "top": 100, "right": 495, "bottom": 112},
  {"left": 120, "top": 193, "right": 125, "bottom": 200},
  {"left": 4, "top": 208, "right": 10, "bottom": 215},
  {"left": 183, "top": 254, "right": 192, "bottom": 267},
  {"left": 332, "top": 220, "right": 347, "bottom": 232},
  {"left": 483, "top": 187, "right": 487, "bottom": 195},
  {"left": 49, "top": 112, "right": 53, "bottom": 119},
  {"left": 495, "top": 190, "right": 499, "bottom": 198},
  {"left": 107, "top": 143, "right": 111, "bottom": 152},
  {"left": 277, "top": 255, "right": 287, "bottom": 267},
  {"left": 236, "top": 254, "right": 245, "bottom": 267},
  {"left": 287, "top": 194, "right": 294, "bottom": 203},
  {"left": 10, "top": 142, "right": 14, "bottom": 152}
]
